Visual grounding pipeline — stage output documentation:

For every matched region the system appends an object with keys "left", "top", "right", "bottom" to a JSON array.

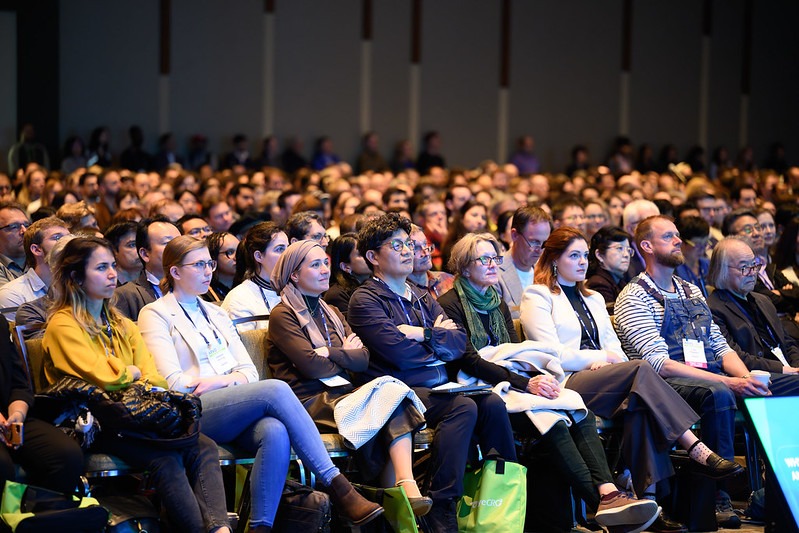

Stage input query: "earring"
[{"left": 553, "top": 263, "right": 558, "bottom": 277}]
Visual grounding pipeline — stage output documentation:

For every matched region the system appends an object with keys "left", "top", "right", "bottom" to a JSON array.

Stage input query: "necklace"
[{"left": 302, "top": 294, "right": 319, "bottom": 316}]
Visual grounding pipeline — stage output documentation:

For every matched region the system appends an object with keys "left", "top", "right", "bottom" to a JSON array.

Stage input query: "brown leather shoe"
[{"left": 326, "top": 474, "right": 384, "bottom": 525}]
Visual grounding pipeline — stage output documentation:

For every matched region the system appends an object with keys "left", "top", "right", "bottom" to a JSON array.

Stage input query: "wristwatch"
[{"left": 423, "top": 327, "right": 433, "bottom": 343}]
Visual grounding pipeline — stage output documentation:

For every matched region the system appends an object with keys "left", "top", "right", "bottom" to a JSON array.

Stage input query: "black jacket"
[
  {"left": 0, "top": 315, "right": 34, "bottom": 417},
  {"left": 708, "top": 288, "right": 799, "bottom": 372}
]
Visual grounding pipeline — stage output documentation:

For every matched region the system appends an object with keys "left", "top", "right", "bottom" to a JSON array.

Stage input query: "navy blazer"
[
  {"left": 708, "top": 288, "right": 799, "bottom": 372},
  {"left": 114, "top": 271, "right": 158, "bottom": 321}
]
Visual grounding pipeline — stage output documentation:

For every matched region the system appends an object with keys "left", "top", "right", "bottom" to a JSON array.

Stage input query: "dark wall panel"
[
  {"left": 629, "top": 0, "right": 703, "bottom": 158},
  {"left": 510, "top": 0, "right": 622, "bottom": 172},
  {"left": 707, "top": 0, "right": 744, "bottom": 159},
  {"left": 420, "top": 0, "right": 499, "bottom": 168}
]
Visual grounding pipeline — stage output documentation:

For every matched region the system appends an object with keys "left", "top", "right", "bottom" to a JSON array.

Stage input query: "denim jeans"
[
  {"left": 96, "top": 433, "right": 230, "bottom": 532},
  {"left": 665, "top": 377, "right": 736, "bottom": 459},
  {"left": 200, "top": 379, "right": 340, "bottom": 528}
]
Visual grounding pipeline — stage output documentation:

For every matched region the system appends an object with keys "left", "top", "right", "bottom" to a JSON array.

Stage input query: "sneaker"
[
  {"left": 606, "top": 506, "right": 662, "bottom": 533},
  {"left": 595, "top": 491, "right": 660, "bottom": 528},
  {"left": 716, "top": 490, "right": 742, "bottom": 529}
]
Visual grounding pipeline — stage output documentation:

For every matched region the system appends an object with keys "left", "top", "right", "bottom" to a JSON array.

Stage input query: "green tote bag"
[{"left": 457, "top": 454, "right": 527, "bottom": 533}]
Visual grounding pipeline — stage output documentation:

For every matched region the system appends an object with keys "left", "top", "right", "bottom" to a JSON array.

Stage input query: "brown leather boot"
[{"left": 326, "top": 474, "right": 384, "bottom": 525}]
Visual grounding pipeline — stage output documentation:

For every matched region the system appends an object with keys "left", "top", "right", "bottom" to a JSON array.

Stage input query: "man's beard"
[{"left": 654, "top": 249, "right": 685, "bottom": 268}]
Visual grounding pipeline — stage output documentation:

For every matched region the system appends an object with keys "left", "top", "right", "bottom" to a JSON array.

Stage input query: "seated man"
[
  {"left": 706, "top": 237, "right": 799, "bottom": 396},
  {"left": 115, "top": 216, "right": 180, "bottom": 320},
  {"left": 407, "top": 224, "right": 453, "bottom": 300},
  {"left": 348, "top": 213, "right": 517, "bottom": 533},
  {"left": 615, "top": 215, "right": 768, "bottom": 527}
]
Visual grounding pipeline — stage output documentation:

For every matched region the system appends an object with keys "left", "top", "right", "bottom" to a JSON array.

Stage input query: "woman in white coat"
[
  {"left": 138, "top": 235, "right": 383, "bottom": 532},
  {"left": 520, "top": 227, "right": 740, "bottom": 525}
]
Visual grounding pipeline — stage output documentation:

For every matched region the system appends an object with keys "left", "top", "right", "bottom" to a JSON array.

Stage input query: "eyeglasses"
[
  {"left": 308, "top": 233, "right": 329, "bottom": 244},
  {"left": 0, "top": 222, "right": 28, "bottom": 234},
  {"left": 181, "top": 259, "right": 217, "bottom": 272},
  {"left": 737, "top": 223, "right": 762, "bottom": 236},
  {"left": 186, "top": 226, "right": 212, "bottom": 237},
  {"left": 219, "top": 249, "right": 236, "bottom": 259},
  {"left": 562, "top": 214, "right": 586, "bottom": 223},
  {"left": 474, "top": 255, "right": 504, "bottom": 266},
  {"left": 380, "top": 238, "right": 414, "bottom": 252},
  {"left": 606, "top": 244, "right": 632, "bottom": 255},
  {"left": 412, "top": 242, "right": 434, "bottom": 255},
  {"left": 517, "top": 233, "right": 543, "bottom": 251},
  {"left": 728, "top": 262, "right": 764, "bottom": 276}
]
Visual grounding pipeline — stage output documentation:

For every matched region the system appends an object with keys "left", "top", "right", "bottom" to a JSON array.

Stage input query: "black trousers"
[
  {"left": 0, "top": 418, "right": 83, "bottom": 494},
  {"left": 414, "top": 389, "right": 517, "bottom": 501}
]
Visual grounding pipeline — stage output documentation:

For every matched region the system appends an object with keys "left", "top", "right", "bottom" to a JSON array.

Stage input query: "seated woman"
[
  {"left": 267, "top": 240, "right": 431, "bottom": 516},
  {"left": 42, "top": 236, "right": 232, "bottom": 533},
  {"left": 440, "top": 200, "right": 488, "bottom": 272},
  {"left": 520, "top": 227, "right": 743, "bottom": 528},
  {"left": 586, "top": 226, "right": 633, "bottom": 313},
  {"left": 138, "top": 236, "right": 383, "bottom": 531},
  {"left": 222, "top": 222, "right": 287, "bottom": 332},
  {"left": 438, "top": 233, "right": 658, "bottom": 533},
  {"left": 0, "top": 313, "right": 83, "bottom": 494},
  {"left": 323, "top": 233, "right": 370, "bottom": 317},
  {"left": 202, "top": 231, "right": 239, "bottom": 303}
]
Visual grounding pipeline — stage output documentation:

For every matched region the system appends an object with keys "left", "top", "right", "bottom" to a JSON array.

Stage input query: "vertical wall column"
[
  {"left": 360, "top": 0, "right": 373, "bottom": 134},
  {"left": 263, "top": 0, "right": 276, "bottom": 136},
  {"left": 739, "top": 0, "right": 753, "bottom": 149},
  {"left": 408, "top": 0, "right": 422, "bottom": 150},
  {"left": 698, "top": 0, "right": 712, "bottom": 150},
  {"left": 158, "top": 0, "right": 171, "bottom": 134},
  {"left": 496, "top": 0, "right": 511, "bottom": 164},
  {"left": 619, "top": 0, "right": 632, "bottom": 137}
]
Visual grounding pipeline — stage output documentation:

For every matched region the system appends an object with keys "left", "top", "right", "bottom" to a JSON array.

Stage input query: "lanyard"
[
  {"left": 319, "top": 310, "right": 333, "bottom": 347},
  {"left": 178, "top": 299, "right": 221, "bottom": 347},
  {"left": 729, "top": 295, "right": 780, "bottom": 349},
  {"left": 258, "top": 286, "right": 273, "bottom": 312},
  {"left": 373, "top": 277, "right": 428, "bottom": 327},
  {"left": 572, "top": 294, "right": 601, "bottom": 350},
  {"left": 304, "top": 295, "right": 333, "bottom": 348},
  {"left": 99, "top": 308, "right": 116, "bottom": 359}
]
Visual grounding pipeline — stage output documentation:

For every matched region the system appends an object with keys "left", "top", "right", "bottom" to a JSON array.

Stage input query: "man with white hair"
[{"left": 622, "top": 199, "right": 660, "bottom": 277}]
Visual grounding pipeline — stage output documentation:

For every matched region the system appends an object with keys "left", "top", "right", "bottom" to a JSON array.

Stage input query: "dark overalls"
[{"left": 638, "top": 278, "right": 736, "bottom": 459}]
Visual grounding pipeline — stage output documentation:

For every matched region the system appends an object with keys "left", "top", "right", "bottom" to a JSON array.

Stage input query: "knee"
[
  {"left": 254, "top": 417, "right": 290, "bottom": 451},
  {"left": 482, "top": 392, "right": 508, "bottom": 415},
  {"left": 701, "top": 382, "right": 737, "bottom": 410},
  {"left": 450, "top": 395, "right": 479, "bottom": 421},
  {"left": 262, "top": 379, "right": 293, "bottom": 396}
]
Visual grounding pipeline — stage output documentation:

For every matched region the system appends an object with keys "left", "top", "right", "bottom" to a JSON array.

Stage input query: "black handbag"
[{"left": 273, "top": 480, "right": 331, "bottom": 533}]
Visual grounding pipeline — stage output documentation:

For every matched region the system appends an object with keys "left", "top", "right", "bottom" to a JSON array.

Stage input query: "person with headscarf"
[{"left": 267, "top": 240, "right": 432, "bottom": 516}]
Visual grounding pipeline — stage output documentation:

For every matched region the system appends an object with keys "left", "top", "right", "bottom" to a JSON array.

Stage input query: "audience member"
[
  {"left": 0, "top": 202, "right": 31, "bottom": 286},
  {"left": 203, "top": 231, "right": 239, "bottom": 303},
  {"left": 586, "top": 226, "right": 633, "bottom": 312}
]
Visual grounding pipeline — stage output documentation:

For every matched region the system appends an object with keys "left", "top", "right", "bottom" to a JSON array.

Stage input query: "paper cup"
[{"left": 750, "top": 370, "right": 771, "bottom": 387}]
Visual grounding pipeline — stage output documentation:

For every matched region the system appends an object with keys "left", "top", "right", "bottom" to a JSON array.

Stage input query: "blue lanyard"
[
  {"left": 729, "top": 295, "right": 779, "bottom": 349},
  {"left": 319, "top": 310, "right": 333, "bottom": 347},
  {"left": 178, "top": 299, "right": 220, "bottom": 347},
  {"left": 373, "top": 277, "right": 428, "bottom": 327}
]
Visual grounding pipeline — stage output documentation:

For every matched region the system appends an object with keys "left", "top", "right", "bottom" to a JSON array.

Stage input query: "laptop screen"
[{"left": 743, "top": 396, "right": 799, "bottom": 527}]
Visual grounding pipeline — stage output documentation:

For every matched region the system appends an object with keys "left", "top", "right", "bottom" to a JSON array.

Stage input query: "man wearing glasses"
[
  {"left": 497, "top": 206, "right": 551, "bottom": 318},
  {"left": 0, "top": 216, "right": 69, "bottom": 320},
  {"left": 406, "top": 225, "right": 453, "bottom": 300},
  {"left": 348, "top": 213, "right": 516, "bottom": 533},
  {"left": 0, "top": 202, "right": 31, "bottom": 286},
  {"left": 706, "top": 238, "right": 799, "bottom": 395}
]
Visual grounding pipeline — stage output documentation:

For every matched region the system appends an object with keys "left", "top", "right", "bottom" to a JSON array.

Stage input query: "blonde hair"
[{"left": 160, "top": 234, "right": 208, "bottom": 294}]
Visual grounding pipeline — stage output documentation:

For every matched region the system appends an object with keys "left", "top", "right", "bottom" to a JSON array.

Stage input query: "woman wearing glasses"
[
  {"left": 222, "top": 222, "right": 287, "bottom": 332},
  {"left": 521, "top": 227, "right": 742, "bottom": 529},
  {"left": 438, "top": 233, "right": 660, "bottom": 533},
  {"left": 586, "top": 226, "right": 633, "bottom": 313},
  {"left": 138, "top": 236, "right": 384, "bottom": 532},
  {"left": 202, "top": 232, "right": 239, "bottom": 303},
  {"left": 674, "top": 216, "right": 711, "bottom": 297}
]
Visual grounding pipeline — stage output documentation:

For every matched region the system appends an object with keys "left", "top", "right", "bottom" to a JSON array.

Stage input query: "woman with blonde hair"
[
  {"left": 139, "top": 236, "right": 383, "bottom": 532},
  {"left": 42, "top": 236, "right": 232, "bottom": 533}
]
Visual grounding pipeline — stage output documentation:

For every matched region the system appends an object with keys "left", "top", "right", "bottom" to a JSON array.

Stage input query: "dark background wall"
[{"left": 1, "top": 0, "right": 798, "bottom": 174}]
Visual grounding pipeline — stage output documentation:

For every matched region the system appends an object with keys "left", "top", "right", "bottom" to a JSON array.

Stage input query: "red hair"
[{"left": 533, "top": 226, "right": 591, "bottom": 296}]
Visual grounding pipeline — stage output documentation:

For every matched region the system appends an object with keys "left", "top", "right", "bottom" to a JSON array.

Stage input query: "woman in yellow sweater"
[{"left": 42, "top": 236, "right": 232, "bottom": 533}]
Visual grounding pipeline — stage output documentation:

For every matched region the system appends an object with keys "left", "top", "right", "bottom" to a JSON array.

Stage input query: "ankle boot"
[{"left": 326, "top": 474, "right": 384, "bottom": 525}]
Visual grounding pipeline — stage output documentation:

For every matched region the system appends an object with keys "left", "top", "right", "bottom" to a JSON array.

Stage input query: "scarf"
[{"left": 454, "top": 276, "right": 511, "bottom": 351}]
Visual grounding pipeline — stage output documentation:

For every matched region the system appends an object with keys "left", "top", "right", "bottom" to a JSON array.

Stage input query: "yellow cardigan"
[{"left": 43, "top": 308, "right": 168, "bottom": 391}]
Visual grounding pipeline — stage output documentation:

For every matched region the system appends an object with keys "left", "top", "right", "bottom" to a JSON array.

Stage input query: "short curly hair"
[{"left": 357, "top": 212, "right": 412, "bottom": 271}]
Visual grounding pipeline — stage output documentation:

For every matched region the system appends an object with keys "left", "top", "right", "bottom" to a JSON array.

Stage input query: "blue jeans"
[
  {"left": 200, "top": 379, "right": 340, "bottom": 528},
  {"left": 97, "top": 433, "right": 230, "bottom": 533}
]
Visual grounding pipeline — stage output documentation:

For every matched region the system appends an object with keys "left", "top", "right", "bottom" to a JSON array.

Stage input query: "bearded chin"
[{"left": 656, "top": 251, "right": 685, "bottom": 268}]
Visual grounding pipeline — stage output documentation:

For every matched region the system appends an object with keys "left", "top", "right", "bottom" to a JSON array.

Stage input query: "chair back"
[
  {"left": 14, "top": 324, "right": 46, "bottom": 393},
  {"left": 513, "top": 318, "right": 525, "bottom": 341},
  {"left": 239, "top": 329, "right": 270, "bottom": 379}
]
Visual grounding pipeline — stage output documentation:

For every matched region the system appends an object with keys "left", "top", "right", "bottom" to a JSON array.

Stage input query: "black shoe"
[
  {"left": 648, "top": 510, "right": 688, "bottom": 533},
  {"left": 716, "top": 491, "right": 742, "bottom": 529},
  {"left": 423, "top": 499, "right": 457, "bottom": 533},
  {"left": 692, "top": 452, "right": 745, "bottom": 479}
]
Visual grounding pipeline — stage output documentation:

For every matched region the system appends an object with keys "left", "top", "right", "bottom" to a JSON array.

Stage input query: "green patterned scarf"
[{"left": 454, "top": 277, "right": 511, "bottom": 351}]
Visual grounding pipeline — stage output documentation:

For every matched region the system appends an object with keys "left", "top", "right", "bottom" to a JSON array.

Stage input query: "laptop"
[{"left": 741, "top": 396, "right": 799, "bottom": 533}]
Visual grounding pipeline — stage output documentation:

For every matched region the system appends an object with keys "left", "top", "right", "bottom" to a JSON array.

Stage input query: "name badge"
[
  {"left": 771, "top": 346, "right": 789, "bottom": 367},
  {"left": 319, "top": 374, "right": 351, "bottom": 387},
  {"left": 682, "top": 338, "right": 708, "bottom": 369},
  {"left": 207, "top": 341, "right": 237, "bottom": 374}
]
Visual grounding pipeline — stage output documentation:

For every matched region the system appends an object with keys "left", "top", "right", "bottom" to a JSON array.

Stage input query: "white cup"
[{"left": 750, "top": 370, "right": 771, "bottom": 388}]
